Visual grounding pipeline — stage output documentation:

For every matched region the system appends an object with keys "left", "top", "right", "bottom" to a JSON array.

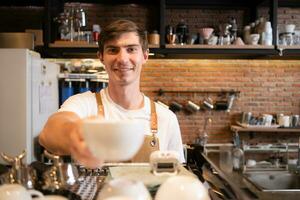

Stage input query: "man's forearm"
[{"left": 39, "top": 111, "right": 81, "bottom": 155}]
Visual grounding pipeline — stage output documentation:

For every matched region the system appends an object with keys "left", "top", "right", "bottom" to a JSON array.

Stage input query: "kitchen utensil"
[
  {"left": 176, "top": 20, "right": 188, "bottom": 44},
  {"left": 166, "top": 33, "right": 176, "bottom": 44},
  {"left": 198, "top": 28, "right": 214, "bottom": 44},
  {"left": 279, "top": 115, "right": 290, "bottom": 127},
  {"left": 195, "top": 117, "right": 212, "bottom": 147},
  {"left": 284, "top": 24, "right": 296, "bottom": 33},
  {"left": 185, "top": 100, "right": 200, "bottom": 113},
  {"left": 203, "top": 97, "right": 214, "bottom": 110},
  {"left": 226, "top": 93, "right": 236, "bottom": 112},
  {"left": 199, "top": 28, "right": 213, "bottom": 38},
  {"left": 148, "top": 30, "right": 160, "bottom": 45},
  {"left": 169, "top": 101, "right": 183, "bottom": 112},
  {"left": 241, "top": 112, "right": 252, "bottom": 124},
  {"left": 291, "top": 115, "right": 299, "bottom": 127},
  {"left": 263, "top": 114, "right": 273, "bottom": 126},
  {"left": 249, "top": 34, "right": 260, "bottom": 45},
  {"left": 214, "top": 100, "right": 228, "bottom": 110}
]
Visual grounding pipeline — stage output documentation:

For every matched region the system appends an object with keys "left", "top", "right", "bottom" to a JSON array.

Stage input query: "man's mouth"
[{"left": 113, "top": 67, "right": 134, "bottom": 72}]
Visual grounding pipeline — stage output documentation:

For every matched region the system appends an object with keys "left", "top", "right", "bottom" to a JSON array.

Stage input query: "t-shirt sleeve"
[
  {"left": 58, "top": 91, "right": 97, "bottom": 118},
  {"left": 167, "top": 114, "right": 186, "bottom": 163}
]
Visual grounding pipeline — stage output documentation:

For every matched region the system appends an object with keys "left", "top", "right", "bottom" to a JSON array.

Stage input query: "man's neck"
[{"left": 107, "top": 84, "right": 144, "bottom": 110}]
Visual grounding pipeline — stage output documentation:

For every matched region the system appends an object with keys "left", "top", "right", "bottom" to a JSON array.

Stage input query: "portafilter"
[{"left": 42, "top": 150, "right": 78, "bottom": 191}]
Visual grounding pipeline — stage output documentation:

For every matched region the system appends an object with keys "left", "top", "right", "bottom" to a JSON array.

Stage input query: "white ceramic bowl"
[
  {"left": 155, "top": 176, "right": 210, "bottom": 200},
  {"left": 97, "top": 178, "right": 152, "bottom": 200},
  {"left": 284, "top": 24, "right": 296, "bottom": 33},
  {"left": 82, "top": 119, "right": 145, "bottom": 162}
]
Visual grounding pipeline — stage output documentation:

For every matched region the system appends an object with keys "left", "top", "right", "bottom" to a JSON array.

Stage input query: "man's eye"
[
  {"left": 127, "top": 47, "right": 138, "bottom": 53},
  {"left": 106, "top": 48, "right": 118, "bottom": 54}
]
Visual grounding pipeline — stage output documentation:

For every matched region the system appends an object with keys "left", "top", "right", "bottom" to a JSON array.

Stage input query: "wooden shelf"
[
  {"left": 231, "top": 125, "right": 300, "bottom": 133},
  {"left": 49, "top": 41, "right": 98, "bottom": 48},
  {"left": 156, "top": 88, "right": 240, "bottom": 96},
  {"left": 165, "top": 44, "right": 274, "bottom": 49},
  {"left": 277, "top": 45, "right": 300, "bottom": 50}
]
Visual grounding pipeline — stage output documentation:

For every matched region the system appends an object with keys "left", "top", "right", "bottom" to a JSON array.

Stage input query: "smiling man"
[{"left": 39, "top": 20, "right": 185, "bottom": 168}]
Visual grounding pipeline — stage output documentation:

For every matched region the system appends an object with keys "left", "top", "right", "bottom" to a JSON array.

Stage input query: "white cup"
[
  {"left": 250, "top": 34, "right": 260, "bottom": 45},
  {"left": 155, "top": 176, "right": 210, "bottom": 200},
  {"left": 284, "top": 24, "right": 296, "bottom": 33},
  {"left": 263, "top": 114, "right": 273, "bottom": 126},
  {"left": 279, "top": 115, "right": 290, "bottom": 127},
  {"left": 0, "top": 184, "right": 43, "bottom": 200},
  {"left": 97, "top": 178, "right": 151, "bottom": 200},
  {"left": 82, "top": 119, "right": 145, "bottom": 162}
]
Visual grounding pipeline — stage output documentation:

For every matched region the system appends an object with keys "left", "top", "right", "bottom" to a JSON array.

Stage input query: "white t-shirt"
[{"left": 59, "top": 89, "right": 185, "bottom": 163}]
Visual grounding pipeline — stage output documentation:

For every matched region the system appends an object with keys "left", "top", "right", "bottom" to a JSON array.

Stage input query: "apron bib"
[{"left": 95, "top": 92, "right": 159, "bottom": 162}]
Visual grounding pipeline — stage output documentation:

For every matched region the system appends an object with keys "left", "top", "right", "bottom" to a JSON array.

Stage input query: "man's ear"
[
  {"left": 97, "top": 51, "right": 104, "bottom": 62},
  {"left": 143, "top": 49, "right": 149, "bottom": 63}
]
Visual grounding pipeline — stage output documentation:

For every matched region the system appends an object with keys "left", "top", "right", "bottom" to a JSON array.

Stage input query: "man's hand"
[
  {"left": 68, "top": 119, "right": 103, "bottom": 169},
  {"left": 39, "top": 111, "right": 103, "bottom": 169}
]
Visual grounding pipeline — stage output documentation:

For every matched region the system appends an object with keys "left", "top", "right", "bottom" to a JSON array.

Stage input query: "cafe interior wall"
[
  {"left": 1, "top": 4, "right": 300, "bottom": 144},
  {"left": 141, "top": 59, "right": 300, "bottom": 144}
]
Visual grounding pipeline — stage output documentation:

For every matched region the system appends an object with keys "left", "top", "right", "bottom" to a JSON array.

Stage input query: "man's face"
[{"left": 99, "top": 32, "right": 148, "bottom": 87}]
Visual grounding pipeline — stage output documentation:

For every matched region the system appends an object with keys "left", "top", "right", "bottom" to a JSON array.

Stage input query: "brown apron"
[{"left": 95, "top": 92, "right": 159, "bottom": 162}]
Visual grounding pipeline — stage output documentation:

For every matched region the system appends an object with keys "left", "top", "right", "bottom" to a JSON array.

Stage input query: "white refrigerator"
[{"left": 0, "top": 49, "right": 59, "bottom": 164}]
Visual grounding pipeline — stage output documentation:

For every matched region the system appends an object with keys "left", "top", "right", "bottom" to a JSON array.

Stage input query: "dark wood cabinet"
[{"left": 29, "top": 0, "right": 300, "bottom": 58}]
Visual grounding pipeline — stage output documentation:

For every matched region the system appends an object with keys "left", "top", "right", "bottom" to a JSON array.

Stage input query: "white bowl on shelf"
[{"left": 284, "top": 24, "right": 296, "bottom": 33}]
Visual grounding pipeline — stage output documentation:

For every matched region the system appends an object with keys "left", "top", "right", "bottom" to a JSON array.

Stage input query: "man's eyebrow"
[{"left": 104, "top": 44, "right": 140, "bottom": 49}]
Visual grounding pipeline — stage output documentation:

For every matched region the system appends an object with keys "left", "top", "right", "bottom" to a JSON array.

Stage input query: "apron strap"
[
  {"left": 95, "top": 92, "right": 104, "bottom": 116},
  {"left": 150, "top": 100, "right": 158, "bottom": 146}
]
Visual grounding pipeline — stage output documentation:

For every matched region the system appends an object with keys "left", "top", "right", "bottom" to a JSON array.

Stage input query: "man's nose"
[{"left": 116, "top": 49, "right": 129, "bottom": 64}]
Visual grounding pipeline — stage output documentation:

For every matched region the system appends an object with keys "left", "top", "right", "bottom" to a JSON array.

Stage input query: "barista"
[{"left": 39, "top": 19, "right": 185, "bottom": 168}]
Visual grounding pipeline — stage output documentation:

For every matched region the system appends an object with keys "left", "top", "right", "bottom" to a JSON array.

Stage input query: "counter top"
[{"left": 202, "top": 152, "right": 300, "bottom": 200}]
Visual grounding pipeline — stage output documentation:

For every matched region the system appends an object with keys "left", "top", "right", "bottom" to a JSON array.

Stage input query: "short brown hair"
[{"left": 98, "top": 19, "right": 148, "bottom": 54}]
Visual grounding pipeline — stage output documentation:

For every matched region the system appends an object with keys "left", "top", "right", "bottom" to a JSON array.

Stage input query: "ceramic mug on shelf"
[
  {"left": 279, "top": 115, "right": 290, "bottom": 127},
  {"left": 249, "top": 34, "right": 260, "bottom": 45},
  {"left": 263, "top": 114, "right": 273, "bottom": 126}
]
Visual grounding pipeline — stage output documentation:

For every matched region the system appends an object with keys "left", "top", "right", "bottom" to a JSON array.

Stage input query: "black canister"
[{"left": 176, "top": 20, "right": 188, "bottom": 44}]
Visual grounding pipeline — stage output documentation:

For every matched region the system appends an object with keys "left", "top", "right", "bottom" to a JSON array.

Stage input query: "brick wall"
[{"left": 141, "top": 59, "right": 300, "bottom": 144}]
